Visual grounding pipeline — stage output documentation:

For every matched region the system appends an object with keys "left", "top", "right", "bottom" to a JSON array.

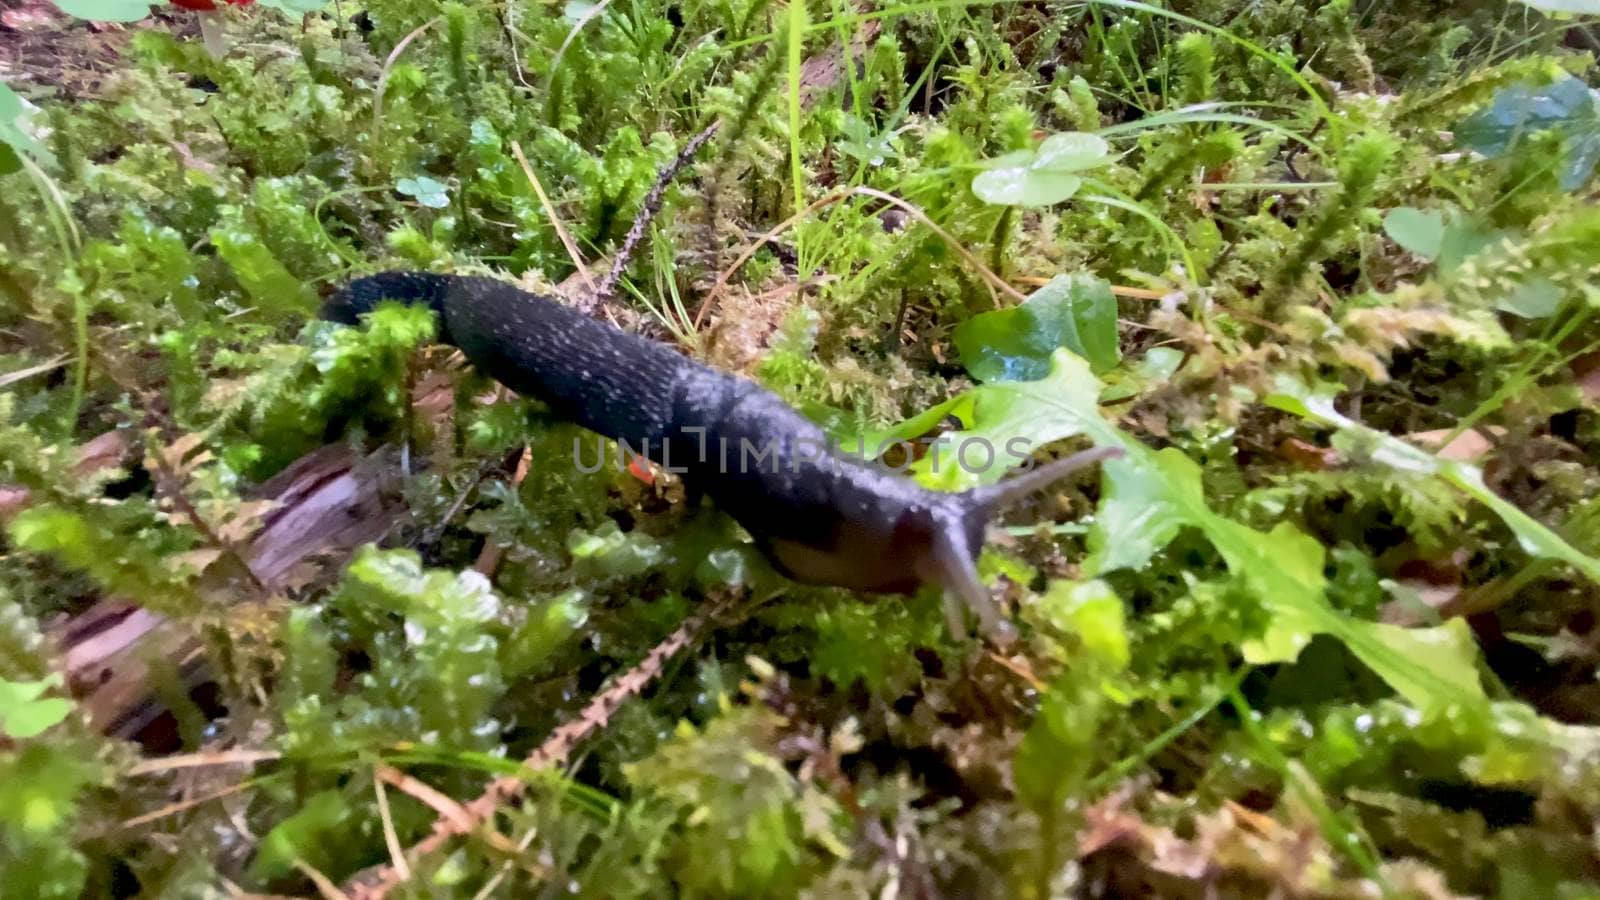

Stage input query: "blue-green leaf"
[
  {"left": 1457, "top": 76, "right": 1600, "bottom": 190},
  {"left": 1382, "top": 207, "right": 1445, "bottom": 260},
  {"left": 1514, "top": 0, "right": 1600, "bottom": 12},
  {"left": 396, "top": 176, "right": 452, "bottom": 209},
  {"left": 0, "top": 82, "right": 55, "bottom": 174},
  {"left": 49, "top": 0, "right": 154, "bottom": 23},
  {"left": 971, "top": 132, "right": 1110, "bottom": 207}
]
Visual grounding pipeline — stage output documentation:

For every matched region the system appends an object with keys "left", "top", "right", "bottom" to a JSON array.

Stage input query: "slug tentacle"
[{"left": 963, "top": 445, "right": 1126, "bottom": 518}]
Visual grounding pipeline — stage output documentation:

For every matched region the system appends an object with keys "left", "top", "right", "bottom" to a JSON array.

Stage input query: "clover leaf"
[{"left": 971, "top": 132, "right": 1110, "bottom": 207}]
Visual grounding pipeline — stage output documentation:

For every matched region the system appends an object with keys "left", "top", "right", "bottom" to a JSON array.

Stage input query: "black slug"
[{"left": 324, "top": 271, "right": 1121, "bottom": 639}]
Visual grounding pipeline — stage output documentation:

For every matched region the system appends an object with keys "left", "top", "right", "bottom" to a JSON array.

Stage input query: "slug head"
[{"left": 919, "top": 445, "right": 1125, "bottom": 643}]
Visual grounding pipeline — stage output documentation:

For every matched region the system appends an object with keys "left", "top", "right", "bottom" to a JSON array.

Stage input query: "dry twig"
[
  {"left": 343, "top": 595, "right": 731, "bottom": 898},
  {"left": 591, "top": 121, "right": 722, "bottom": 307},
  {"left": 511, "top": 140, "right": 595, "bottom": 294}
]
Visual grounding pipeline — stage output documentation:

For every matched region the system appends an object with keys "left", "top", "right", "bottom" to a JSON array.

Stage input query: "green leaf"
[
  {"left": 865, "top": 346, "right": 1122, "bottom": 491},
  {"left": 971, "top": 132, "right": 1110, "bottom": 207},
  {"left": 330, "top": 547, "right": 508, "bottom": 749},
  {"left": 953, "top": 272, "right": 1121, "bottom": 380},
  {"left": 1095, "top": 445, "right": 1486, "bottom": 717},
  {"left": 563, "top": 0, "right": 600, "bottom": 22},
  {"left": 567, "top": 521, "right": 665, "bottom": 578},
  {"left": 1436, "top": 216, "right": 1504, "bottom": 272},
  {"left": 48, "top": 0, "right": 153, "bottom": 22},
  {"left": 0, "top": 675, "right": 72, "bottom": 739},
  {"left": 396, "top": 176, "right": 452, "bottom": 209},
  {"left": 1032, "top": 579, "right": 1129, "bottom": 668},
  {"left": 1265, "top": 378, "right": 1600, "bottom": 585},
  {"left": 1457, "top": 76, "right": 1600, "bottom": 190},
  {"left": 211, "top": 228, "right": 319, "bottom": 316},
  {"left": 879, "top": 352, "right": 1490, "bottom": 717},
  {"left": 1495, "top": 277, "right": 1563, "bottom": 318},
  {"left": 1382, "top": 207, "right": 1445, "bottom": 260},
  {"left": 500, "top": 589, "right": 587, "bottom": 680},
  {"left": 1014, "top": 669, "right": 1103, "bottom": 809},
  {"left": 0, "top": 745, "right": 96, "bottom": 836},
  {"left": 0, "top": 82, "right": 56, "bottom": 174}
]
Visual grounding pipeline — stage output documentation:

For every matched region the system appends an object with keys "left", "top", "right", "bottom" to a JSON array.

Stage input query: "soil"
[{"left": 0, "top": 0, "right": 174, "bottom": 98}]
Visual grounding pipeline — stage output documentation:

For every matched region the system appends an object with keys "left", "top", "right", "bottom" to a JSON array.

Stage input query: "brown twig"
[
  {"left": 592, "top": 121, "right": 722, "bottom": 306},
  {"left": 510, "top": 140, "right": 595, "bottom": 294},
  {"left": 144, "top": 433, "right": 271, "bottom": 600},
  {"left": 372, "top": 768, "right": 411, "bottom": 884},
  {"left": 343, "top": 595, "right": 732, "bottom": 899},
  {"left": 128, "top": 748, "right": 282, "bottom": 775},
  {"left": 119, "top": 780, "right": 256, "bottom": 829}
]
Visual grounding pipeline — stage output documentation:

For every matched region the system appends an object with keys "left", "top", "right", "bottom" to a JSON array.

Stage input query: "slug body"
[{"left": 325, "top": 272, "right": 1118, "bottom": 635}]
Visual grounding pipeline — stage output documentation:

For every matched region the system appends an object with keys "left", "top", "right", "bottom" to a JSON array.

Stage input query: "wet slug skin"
[{"left": 325, "top": 271, "right": 1121, "bottom": 639}]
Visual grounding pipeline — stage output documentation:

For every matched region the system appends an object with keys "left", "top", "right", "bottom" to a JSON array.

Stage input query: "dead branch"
[{"left": 53, "top": 444, "right": 404, "bottom": 743}]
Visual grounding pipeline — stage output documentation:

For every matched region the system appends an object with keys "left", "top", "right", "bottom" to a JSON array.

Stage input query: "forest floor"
[{"left": 2, "top": 1, "right": 1600, "bottom": 897}]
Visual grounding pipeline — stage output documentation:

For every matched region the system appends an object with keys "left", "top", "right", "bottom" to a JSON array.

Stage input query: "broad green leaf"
[
  {"left": 0, "top": 675, "right": 72, "bottom": 739},
  {"left": 865, "top": 346, "right": 1122, "bottom": 491},
  {"left": 1014, "top": 669, "right": 1103, "bottom": 809},
  {"left": 1496, "top": 277, "right": 1563, "bottom": 318},
  {"left": 0, "top": 82, "right": 55, "bottom": 175},
  {"left": 1035, "top": 132, "right": 1111, "bottom": 170},
  {"left": 971, "top": 132, "right": 1109, "bottom": 207},
  {"left": 1266, "top": 378, "right": 1600, "bottom": 584},
  {"left": 1382, "top": 207, "right": 1445, "bottom": 260},
  {"left": 973, "top": 170, "right": 1082, "bottom": 207},
  {"left": 1090, "top": 445, "right": 1198, "bottom": 572},
  {"left": 1436, "top": 216, "right": 1504, "bottom": 272},
  {"left": 1090, "top": 441, "right": 1486, "bottom": 716},
  {"left": 49, "top": 0, "right": 153, "bottom": 22},
  {"left": 563, "top": 0, "right": 600, "bottom": 22},
  {"left": 1033, "top": 579, "right": 1129, "bottom": 668},
  {"left": 1362, "top": 619, "right": 1486, "bottom": 715},
  {"left": 1457, "top": 76, "right": 1600, "bottom": 190},
  {"left": 211, "top": 229, "right": 318, "bottom": 316},
  {"left": 953, "top": 272, "right": 1121, "bottom": 380},
  {"left": 877, "top": 351, "right": 1490, "bottom": 717},
  {"left": 396, "top": 175, "right": 451, "bottom": 209}
]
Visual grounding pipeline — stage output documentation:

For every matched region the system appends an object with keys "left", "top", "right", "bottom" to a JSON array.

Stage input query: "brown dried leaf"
[
  {"left": 1407, "top": 426, "right": 1503, "bottom": 462},
  {"left": 1277, "top": 437, "right": 1341, "bottom": 471}
]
